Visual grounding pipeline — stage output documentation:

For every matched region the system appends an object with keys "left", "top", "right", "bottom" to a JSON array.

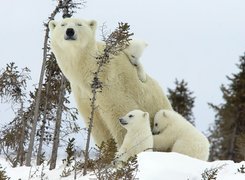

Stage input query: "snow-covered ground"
[{"left": 1, "top": 152, "right": 244, "bottom": 180}]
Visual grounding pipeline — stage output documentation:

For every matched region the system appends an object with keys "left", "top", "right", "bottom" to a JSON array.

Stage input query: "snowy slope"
[{"left": 1, "top": 152, "right": 245, "bottom": 180}]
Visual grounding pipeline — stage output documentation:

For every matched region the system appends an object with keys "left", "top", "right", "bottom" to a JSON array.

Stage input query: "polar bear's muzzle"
[
  {"left": 152, "top": 130, "right": 160, "bottom": 135},
  {"left": 119, "top": 118, "right": 128, "bottom": 125},
  {"left": 64, "top": 28, "right": 77, "bottom": 40}
]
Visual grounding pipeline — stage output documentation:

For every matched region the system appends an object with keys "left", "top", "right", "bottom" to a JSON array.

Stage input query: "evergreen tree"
[
  {"left": 0, "top": 62, "right": 31, "bottom": 167},
  {"left": 208, "top": 54, "right": 245, "bottom": 162},
  {"left": 167, "top": 79, "right": 196, "bottom": 126}
]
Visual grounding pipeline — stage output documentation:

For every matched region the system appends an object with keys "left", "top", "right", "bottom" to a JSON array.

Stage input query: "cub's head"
[
  {"left": 118, "top": 110, "right": 149, "bottom": 131},
  {"left": 49, "top": 18, "right": 97, "bottom": 50},
  {"left": 124, "top": 40, "right": 148, "bottom": 63},
  {"left": 152, "top": 109, "right": 172, "bottom": 135}
]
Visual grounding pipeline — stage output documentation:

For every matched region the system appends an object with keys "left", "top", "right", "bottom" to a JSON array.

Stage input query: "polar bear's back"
[
  {"left": 163, "top": 110, "right": 210, "bottom": 160},
  {"left": 98, "top": 42, "right": 172, "bottom": 120}
]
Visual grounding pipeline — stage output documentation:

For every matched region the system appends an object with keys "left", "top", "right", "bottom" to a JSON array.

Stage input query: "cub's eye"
[
  {"left": 155, "top": 123, "right": 158, "bottom": 127},
  {"left": 77, "top": 23, "right": 82, "bottom": 26},
  {"left": 61, "top": 23, "right": 66, "bottom": 27},
  {"left": 129, "top": 114, "right": 134, "bottom": 118}
]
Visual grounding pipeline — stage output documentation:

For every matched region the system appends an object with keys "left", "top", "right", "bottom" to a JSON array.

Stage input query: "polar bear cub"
[
  {"left": 114, "top": 110, "right": 153, "bottom": 166},
  {"left": 123, "top": 40, "right": 148, "bottom": 82},
  {"left": 153, "top": 109, "right": 210, "bottom": 161}
]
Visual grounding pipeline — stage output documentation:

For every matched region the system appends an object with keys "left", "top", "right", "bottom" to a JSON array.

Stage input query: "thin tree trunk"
[
  {"left": 25, "top": 1, "right": 62, "bottom": 167},
  {"left": 15, "top": 101, "right": 26, "bottom": 167},
  {"left": 36, "top": 120, "right": 46, "bottom": 166},
  {"left": 37, "top": 117, "right": 46, "bottom": 166},
  {"left": 25, "top": 29, "right": 49, "bottom": 167},
  {"left": 49, "top": 74, "right": 66, "bottom": 170},
  {"left": 83, "top": 65, "right": 102, "bottom": 176},
  {"left": 36, "top": 77, "right": 51, "bottom": 166},
  {"left": 228, "top": 123, "right": 238, "bottom": 160}
]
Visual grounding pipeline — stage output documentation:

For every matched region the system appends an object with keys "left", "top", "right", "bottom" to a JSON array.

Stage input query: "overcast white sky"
[{"left": 1, "top": 0, "right": 245, "bottom": 132}]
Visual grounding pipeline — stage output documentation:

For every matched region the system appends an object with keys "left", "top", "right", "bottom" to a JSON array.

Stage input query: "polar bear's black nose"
[{"left": 66, "top": 28, "right": 75, "bottom": 37}]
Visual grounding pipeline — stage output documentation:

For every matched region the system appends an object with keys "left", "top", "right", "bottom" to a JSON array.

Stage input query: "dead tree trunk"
[
  {"left": 25, "top": 25, "right": 50, "bottom": 167},
  {"left": 25, "top": 2, "right": 62, "bottom": 167},
  {"left": 36, "top": 77, "right": 51, "bottom": 166},
  {"left": 49, "top": 74, "right": 66, "bottom": 170}
]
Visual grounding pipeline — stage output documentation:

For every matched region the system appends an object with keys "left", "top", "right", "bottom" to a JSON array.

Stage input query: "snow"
[
  {"left": 1, "top": 152, "right": 244, "bottom": 180},
  {"left": 137, "top": 152, "right": 245, "bottom": 180}
]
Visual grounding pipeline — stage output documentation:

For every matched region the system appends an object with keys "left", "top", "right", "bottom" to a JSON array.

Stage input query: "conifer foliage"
[
  {"left": 167, "top": 79, "right": 196, "bottom": 126},
  {"left": 208, "top": 54, "right": 245, "bottom": 162},
  {"left": 63, "top": 138, "right": 76, "bottom": 166},
  {"left": 0, "top": 62, "right": 30, "bottom": 103}
]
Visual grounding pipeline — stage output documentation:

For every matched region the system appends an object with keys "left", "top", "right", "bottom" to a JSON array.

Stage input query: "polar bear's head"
[
  {"left": 152, "top": 109, "right": 173, "bottom": 135},
  {"left": 119, "top": 110, "right": 149, "bottom": 131},
  {"left": 49, "top": 18, "right": 97, "bottom": 50}
]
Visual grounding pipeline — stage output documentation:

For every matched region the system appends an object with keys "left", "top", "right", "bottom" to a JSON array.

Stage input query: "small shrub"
[
  {"left": 0, "top": 164, "right": 10, "bottom": 180},
  {"left": 237, "top": 164, "right": 245, "bottom": 173},
  {"left": 78, "top": 138, "right": 138, "bottom": 179},
  {"left": 201, "top": 165, "right": 225, "bottom": 180},
  {"left": 61, "top": 138, "right": 76, "bottom": 177},
  {"left": 201, "top": 168, "right": 218, "bottom": 180}
]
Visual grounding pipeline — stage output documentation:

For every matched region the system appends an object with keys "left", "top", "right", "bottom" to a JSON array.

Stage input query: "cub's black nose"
[{"left": 66, "top": 28, "right": 75, "bottom": 37}]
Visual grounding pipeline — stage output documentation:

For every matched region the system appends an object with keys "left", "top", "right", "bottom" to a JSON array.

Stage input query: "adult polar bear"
[{"left": 49, "top": 18, "right": 172, "bottom": 147}]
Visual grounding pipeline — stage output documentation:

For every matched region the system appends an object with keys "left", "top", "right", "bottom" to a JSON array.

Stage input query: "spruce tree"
[
  {"left": 167, "top": 79, "right": 195, "bottom": 126},
  {"left": 208, "top": 54, "right": 245, "bottom": 162},
  {"left": 0, "top": 62, "right": 31, "bottom": 167}
]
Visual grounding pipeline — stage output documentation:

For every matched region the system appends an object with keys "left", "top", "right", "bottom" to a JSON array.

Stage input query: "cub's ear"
[
  {"left": 162, "top": 111, "right": 167, "bottom": 117},
  {"left": 143, "top": 112, "right": 149, "bottom": 119},
  {"left": 49, "top": 20, "right": 57, "bottom": 31},
  {"left": 89, "top": 20, "right": 97, "bottom": 31}
]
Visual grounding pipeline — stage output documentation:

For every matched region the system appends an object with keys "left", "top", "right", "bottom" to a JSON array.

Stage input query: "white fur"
[
  {"left": 123, "top": 40, "right": 148, "bottom": 82},
  {"left": 153, "top": 110, "right": 210, "bottom": 161},
  {"left": 114, "top": 110, "right": 153, "bottom": 167},
  {"left": 49, "top": 18, "right": 173, "bottom": 147}
]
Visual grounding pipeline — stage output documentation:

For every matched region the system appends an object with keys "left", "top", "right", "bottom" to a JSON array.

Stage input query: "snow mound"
[
  {"left": 1, "top": 152, "right": 245, "bottom": 180},
  {"left": 137, "top": 152, "right": 245, "bottom": 180}
]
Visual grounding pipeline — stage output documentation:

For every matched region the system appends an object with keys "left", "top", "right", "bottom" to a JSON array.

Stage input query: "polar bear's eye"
[
  {"left": 61, "top": 23, "right": 67, "bottom": 27},
  {"left": 77, "top": 23, "right": 82, "bottom": 26},
  {"left": 129, "top": 114, "right": 134, "bottom": 118},
  {"left": 155, "top": 123, "right": 158, "bottom": 127}
]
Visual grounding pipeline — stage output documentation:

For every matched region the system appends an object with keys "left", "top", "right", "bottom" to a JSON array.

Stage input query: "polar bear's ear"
[
  {"left": 49, "top": 20, "right": 57, "bottom": 31},
  {"left": 143, "top": 112, "right": 149, "bottom": 119},
  {"left": 89, "top": 20, "right": 97, "bottom": 31}
]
